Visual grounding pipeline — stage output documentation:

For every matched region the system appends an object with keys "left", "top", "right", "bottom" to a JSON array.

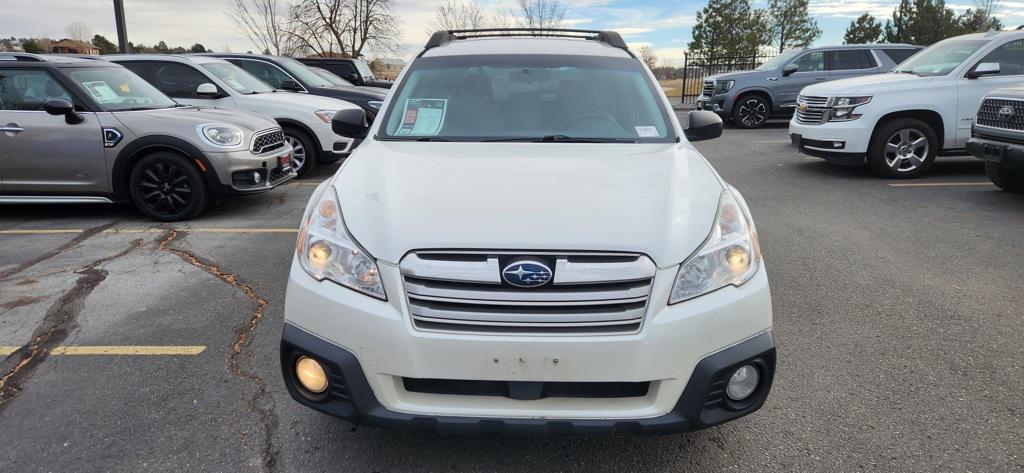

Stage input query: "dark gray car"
[{"left": 697, "top": 44, "right": 921, "bottom": 128}]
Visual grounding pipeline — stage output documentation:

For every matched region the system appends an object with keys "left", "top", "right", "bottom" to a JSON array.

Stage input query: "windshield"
[
  {"left": 378, "top": 54, "right": 675, "bottom": 143},
  {"left": 201, "top": 62, "right": 274, "bottom": 94},
  {"left": 353, "top": 59, "right": 374, "bottom": 78},
  {"left": 277, "top": 57, "right": 334, "bottom": 87},
  {"left": 311, "top": 66, "right": 354, "bottom": 87},
  {"left": 893, "top": 39, "right": 989, "bottom": 76},
  {"left": 67, "top": 67, "right": 178, "bottom": 111},
  {"left": 756, "top": 50, "right": 801, "bottom": 71}
]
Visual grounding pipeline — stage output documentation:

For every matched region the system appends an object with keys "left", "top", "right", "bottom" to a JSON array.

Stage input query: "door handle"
[{"left": 0, "top": 126, "right": 25, "bottom": 133}]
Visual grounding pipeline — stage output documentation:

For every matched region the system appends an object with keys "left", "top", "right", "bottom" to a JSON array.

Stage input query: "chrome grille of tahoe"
[
  {"left": 976, "top": 97, "right": 1024, "bottom": 131},
  {"left": 399, "top": 251, "right": 656, "bottom": 335},
  {"left": 795, "top": 95, "right": 830, "bottom": 124},
  {"left": 251, "top": 129, "right": 285, "bottom": 154}
]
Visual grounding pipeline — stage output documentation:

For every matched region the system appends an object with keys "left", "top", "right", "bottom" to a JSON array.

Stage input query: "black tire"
[
  {"left": 985, "top": 162, "right": 1024, "bottom": 192},
  {"left": 129, "top": 151, "right": 209, "bottom": 222},
  {"left": 733, "top": 94, "right": 769, "bottom": 129},
  {"left": 283, "top": 127, "right": 317, "bottom": 178},
  {"left": 867, "top": 118, "right": 938, "bottom": 179}
]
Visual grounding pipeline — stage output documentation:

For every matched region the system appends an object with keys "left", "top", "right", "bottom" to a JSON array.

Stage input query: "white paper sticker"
[
  {"left": 394, "top": 98, "right": 448, "bottom": 136},
  {"left": 81, "top": 81, "right": 120, "bottom": 103},
  {"left": 635, "top": 126, "right": 659, "bottom": 138}
]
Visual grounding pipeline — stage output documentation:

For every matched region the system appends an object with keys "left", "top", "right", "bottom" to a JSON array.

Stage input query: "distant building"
[
  {"left": 51, "top": 39, "right": 99, "bottom": 55},
  {"left": 370, "top": 57, "right": 404, "bottom": 80},
  {"left": 0, "top": 38, "right": 24, "bottom": 52}
]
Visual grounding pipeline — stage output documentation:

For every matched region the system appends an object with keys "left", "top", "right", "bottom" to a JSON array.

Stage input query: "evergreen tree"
[
  {"left": 844, "top": 13, "right": 883, "bottom": 44},
  {"left": 689, "top": 0, "right": 769, "bottom": 59},
  {"left": 884, "top": 0, "right": 914, "bottom": 43},
  {"left": 958, "top": 8, "right": 1002, "bottom": 33},
  {"left": 766, "top": 0, "right": 821, "bottom": 52},
  {"left": 189, "top": 43, "right": 209, "bottom": 53},
  {"left": 91, "top": 34, "right": 118, "bottom": 55}
]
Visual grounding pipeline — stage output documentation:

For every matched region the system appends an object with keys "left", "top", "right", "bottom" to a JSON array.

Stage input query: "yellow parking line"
[
  {"left": 888, "top": 182, "right": 993, "bottom": 187},
  {"left": 0, "top": 345, "right": 206, "bottom": 356},
  {"left": 0, "top": 228, "right": 298, "bottom": 235}
]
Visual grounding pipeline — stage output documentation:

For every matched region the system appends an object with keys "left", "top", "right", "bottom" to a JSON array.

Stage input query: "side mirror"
[
  {"left": 968, "top": 62, "right": 1000, "bottom": 79},
  {"left": 345, "top": 73, "right": 360, "bottom": 83},
  {"left": 196, "top": 83, "right": 221, "bottom": 97},
  {"left": 782, "top": 64, "right": 798, "bottom": 76},
  {"left": 280, "top": 79, "right": 301, "bottom": 91},
  {"left": 332, "top": 108, "right": 369, "bottom": 139},
  {"left": 684, "top": 110, "right": 723, "bottom": 142},
  {"left": 43, "top": 98, "right": 84, "bottom": 125}
]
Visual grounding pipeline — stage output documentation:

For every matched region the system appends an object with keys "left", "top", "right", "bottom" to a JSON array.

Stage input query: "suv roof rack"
[
  {"left": 0, "top": 52, "right": 47, "bottom": 62},
  {"left": 422, "top": 28, "right": 634, "bottom": 57}
]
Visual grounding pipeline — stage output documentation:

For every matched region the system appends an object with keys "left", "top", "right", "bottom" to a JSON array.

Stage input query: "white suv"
[
  {"left": 281, "top": 29, "right": 775, "bottom": 435},
  {"left": 790, "top": 31, "right": 1024, "bottom": 178},
  {"left": 108, "top": 55, "right": 361, "bottom": 176}
]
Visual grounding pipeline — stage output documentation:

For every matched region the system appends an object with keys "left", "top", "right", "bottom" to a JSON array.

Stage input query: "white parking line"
[{"left": 888, "top": 182, "right": 993, "bottom": 188}]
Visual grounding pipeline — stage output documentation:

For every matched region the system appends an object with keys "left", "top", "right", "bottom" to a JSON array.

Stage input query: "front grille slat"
[
  {"left": 976, "top": 97, "right": 1024, "bottom": 131},
  {"left": 702, "top": 80, "right": 715, "bottom": 97},
  {"left": 251, "top": 129, "right": 285, "bottom": 154},
  {"left": 796, "top": 95, "right": 830, "bottom": 125},
  {"left": 400, "top": 252, "right": 655, "bottom": 335}
]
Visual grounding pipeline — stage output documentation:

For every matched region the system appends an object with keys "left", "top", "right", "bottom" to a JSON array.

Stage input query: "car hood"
[
  {"left": 706, "top": 69, "right": 769, "bottom": 82},
  {"left": 800, "top": 72, "right": 936, "bottom": 96},
  {"left": 111, "top": 105, "right": 278, "bottom": 136},
  {"left": 986, "top": 86, "right": 1024, "bottom": 99},
  {"left": 333, "top": 141, "right": 724, "bottom": 266},
  {"left": 246, "top": 90, "right": 360, "bottom": 111}
]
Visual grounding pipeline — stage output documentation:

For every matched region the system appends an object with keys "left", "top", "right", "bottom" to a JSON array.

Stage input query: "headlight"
[
  {"left": 828, "top": 96, "right": 871, "bottom": 122},
  {"left": 367, "top": 101, "right": 383, "bottom": 110},
  {"left": 714, "top": 80, "right": 735, "bottom": 95},
  {"left": 296, "top": 185, "right": 385, "bottom": 299},
  {"left": 199, "top": 124, "right": 244, "bottom": 147},
  {"left": 314, "top": 110, "right": 337, "bottom": 124},
  {"left": 669, "top": 188, "right": 761, "bottom": 304}
]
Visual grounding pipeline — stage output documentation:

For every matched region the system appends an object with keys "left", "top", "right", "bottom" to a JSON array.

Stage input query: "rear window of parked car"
[{"left": 881, "top": 48, "right": 919, "bottom": 64}]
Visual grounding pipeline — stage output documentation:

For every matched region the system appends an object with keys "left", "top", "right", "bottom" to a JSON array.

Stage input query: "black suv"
[
  {"left": 296, "top": 57, "right": 393, "bottom": 89},
  {"left": 204, "top": 54, "right": 387, "bottom": 120}
]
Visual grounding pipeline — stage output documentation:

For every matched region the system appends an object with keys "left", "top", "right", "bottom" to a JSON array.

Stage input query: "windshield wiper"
[
  {"left": 483, "top": 135, "right": 638, "bottom": 143},
  {"left": 894, "top": 70, "right": 922, "bottom": 76}
]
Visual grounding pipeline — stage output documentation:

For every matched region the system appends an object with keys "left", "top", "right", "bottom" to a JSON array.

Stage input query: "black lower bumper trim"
[
  {"left": 792, "top": 134, "right": 864, "bottom": 166},
  {"left": 967, "top": 136, "right": 1024, "bottom": 168},
  {"left": 280, "top": 324, "right": 776, "bottom": 435}
]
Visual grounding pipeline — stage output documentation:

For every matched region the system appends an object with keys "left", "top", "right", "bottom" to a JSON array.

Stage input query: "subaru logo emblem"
[
  {"left": 501, "top": 260, "right": 552, "bottom": 288},
  {"left": 998, "top": 105, "right": 1015, "bottom": 120}
]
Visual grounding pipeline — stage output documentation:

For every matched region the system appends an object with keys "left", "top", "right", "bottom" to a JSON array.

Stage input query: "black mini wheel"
[{"left": 129, "top": 151, "right": 209, "bottom": 221}]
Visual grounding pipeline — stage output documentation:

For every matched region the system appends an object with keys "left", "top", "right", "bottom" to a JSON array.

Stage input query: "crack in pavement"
[
  {"left": 0, "top": 221, "right": 118, "bottom": 281},
  {"left": 0, "top": 237, "right": 143, "bottom": 412},
  {"left": 157, "top": 229, "right": 281, "bottom": 473}
]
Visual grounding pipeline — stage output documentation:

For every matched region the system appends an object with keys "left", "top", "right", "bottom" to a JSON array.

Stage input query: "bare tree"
[
  {"left": 427, "top": 0, "right": 490, "bottom": 35},
  {"left": 64, "top": 22, "right": 92, "bottom": 42},
  {"left": 972, "top": 0, "right": 1002, "bottom": 26},
  {"left": 224, "top": 0, "right": 296, "bottom": 55},
  {"left": 289, "top": 0, "right": 401, "bottom": 58},
  {"left": 638, "top": 46, "right": 658, "bottom": 69},
  {"left": 513, "top": 0, "right": 566, "bottom": 29}
]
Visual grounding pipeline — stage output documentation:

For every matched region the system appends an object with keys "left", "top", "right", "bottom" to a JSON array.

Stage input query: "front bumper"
[
  {"left": 207, "top": 145, "right": 296, "bottom": 196},
  {"left": 967, "top": 135, "right": 1024, "bottom": 168},
  {"left": 696, "top": 94, "right": 730, "bottom": 115},
  {"left": 281, "top": 259, "right": 774, "bottom": 434},
  {"left": 789, "top": 117, "right": 871, "bottom": 165}
]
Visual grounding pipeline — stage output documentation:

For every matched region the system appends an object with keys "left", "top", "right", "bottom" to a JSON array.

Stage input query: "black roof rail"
[
  {"left": 0, "top": 52, "right": 47, "bottom": 62},
  {"left": 422, "top": 28, "right": 633, "bottom": 57}
]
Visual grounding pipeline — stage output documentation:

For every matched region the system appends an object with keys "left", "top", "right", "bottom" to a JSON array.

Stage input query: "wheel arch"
[
  {"left": 275, "top": 118, "right": 322, "bottom": 155},
  {"left": 112, "top": 136, "right": 220, "bottom": 201},
  {"left": 733, "top": 89, "right": 774, "bottom": 111},
  {"left": 871, "top": 109, "right": 945, "bottom": 151}
]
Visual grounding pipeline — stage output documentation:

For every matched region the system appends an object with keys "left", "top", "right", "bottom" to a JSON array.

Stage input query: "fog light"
[
  {"left": 726, "top": 364, "right": 759, "bottom": 401},
  {"left": 253, "top": 171, "right": 262, "bottom": 184},
  {"left": 295, "top": 356, "right": 328, "bottom": 394}
]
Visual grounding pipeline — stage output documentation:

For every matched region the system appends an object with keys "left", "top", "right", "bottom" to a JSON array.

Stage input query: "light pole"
[{"left": 113, "top": 0, "right": 130, "bottom": 53}]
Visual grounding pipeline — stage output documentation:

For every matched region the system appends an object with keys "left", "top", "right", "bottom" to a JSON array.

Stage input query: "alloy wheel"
[
  {"left": 285, "top": 135, "right": 307, "bottom": 172},
  {"left": 137, "top": 161, "right": 193, "bottom": 216},
  {"left": 884, "top": 129, "right": 929, "bottom": 172},
  {"left": 738, "top": 99, "right": 767, "bottom": 127}
]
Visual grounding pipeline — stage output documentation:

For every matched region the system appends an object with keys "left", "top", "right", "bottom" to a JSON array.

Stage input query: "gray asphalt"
[{"left": 0, "top": 114, "right": 1021, "bottom": 472}]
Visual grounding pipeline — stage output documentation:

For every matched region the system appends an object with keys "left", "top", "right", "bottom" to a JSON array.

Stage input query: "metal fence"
[{"left": 679, "top": 52, "right": 778, "bottom": 104}]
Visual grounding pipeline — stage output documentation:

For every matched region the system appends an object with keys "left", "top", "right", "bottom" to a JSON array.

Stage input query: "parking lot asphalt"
[{"left": 1, "top": 113, "right": 1022, "bottom": 472}]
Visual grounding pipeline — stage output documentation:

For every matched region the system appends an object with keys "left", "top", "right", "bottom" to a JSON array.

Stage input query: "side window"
[
  {"left": 881, "top": 48, "right": 918, "bottom": 64},
  {"left": 237, "top": 60, "right": 292, "bottom": 89},
  {"left": 977, "top": 39, "right": 1024, "bottom": 76},
  {"left": 791, "top": 52, "right": 825, "bottom": 72},
  {"left": 829, "top": 50, "right": 876, "bottom": 70},
  {"left": 0, "top": 68, "right": 75, "bottom": 111},
  {"left": 151, "top": 62, "right": 212, "bottom": 98},
  {"left": 118, "top": 61, "right": 152, "bottom": 81}
]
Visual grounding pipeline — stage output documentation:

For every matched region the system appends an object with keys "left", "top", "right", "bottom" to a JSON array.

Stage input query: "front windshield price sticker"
[
  {"left": 635, "top": 126, "right": 659, "bottom": 138},
  {"left": 82, "top": 81, "right": 121, "bottom": 104},
  {"left": 394, "top": 98, "right": 447, "bottom": 136}
]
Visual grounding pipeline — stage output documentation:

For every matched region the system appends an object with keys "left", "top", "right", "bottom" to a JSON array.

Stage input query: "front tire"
[
  {"left": 985, "top": 162, "right": 1024, "bottom": 192},
  {"left": 733, "top": 95, "right": 769, "bottom": 129},
  {"left": 129, "top": 152, "right": 209, "bottom": 222},
  {"left": 283, "top": 127, "right": 317, "bottom": 178},
  {"left": 867, "top": 118, "right": 938, "bottom": 179}
]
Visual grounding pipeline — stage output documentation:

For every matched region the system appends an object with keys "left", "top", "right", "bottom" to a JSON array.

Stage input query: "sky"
[{"left": 1, "top": 0, "right": 1021, "bottom": 67}]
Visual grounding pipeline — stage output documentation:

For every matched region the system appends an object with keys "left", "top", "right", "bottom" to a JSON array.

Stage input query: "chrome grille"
[
  {"left": 702, "top": 80, "right": 715, "bottom": 97},
  {"left": 400, "top": 252, "right": 656, "bottom": 335},
  {"left": 251, "top": 129, "right": 285, "bottom": 154},
  {"left": 796, "top": 95, "right": 830, "bottom": 124},
  {"left": 976, "top": 97, "right": 1024, "bottom": 131}
]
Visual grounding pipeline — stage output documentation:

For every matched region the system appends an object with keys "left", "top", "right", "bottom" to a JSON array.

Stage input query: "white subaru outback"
[{"left": 281, "top": 29, "right": 775, "bottom": 435}]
